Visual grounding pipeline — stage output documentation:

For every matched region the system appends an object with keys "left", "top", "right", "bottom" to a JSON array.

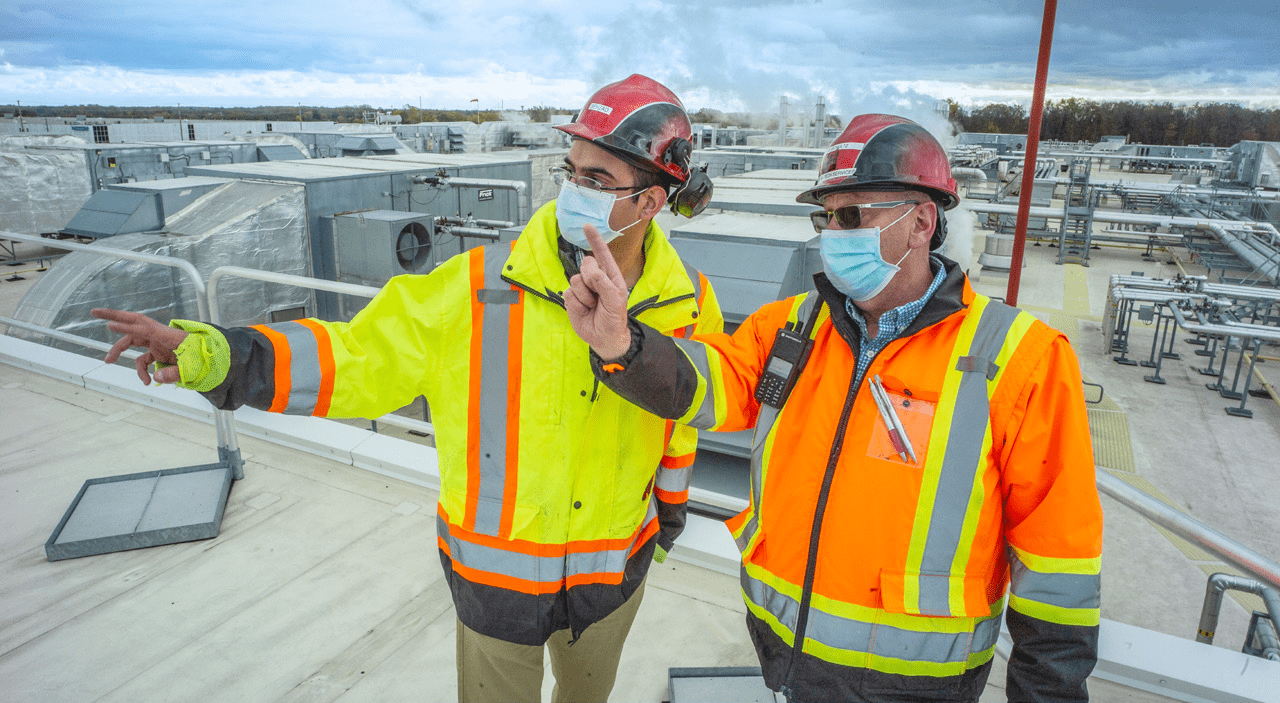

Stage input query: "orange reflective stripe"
[
  {"left": 696, "top": 271, "right": 710, "bottom": 309},
  {"left": 499, "top": 285, "right": 524, "bottom": 539},
  {"left": 251, "top": 324, "right": 291, "bottom": 413},
  {"left": 441, "top": 504, "right": 647, "bottom": 558},
  {"left": 439, "top": 536, "right": 566, "bottom": 595},
  {"left": 660, "top": 452, "right": 695, "bottom": 469},
  {"left": 464, "top": 248, "right": 485, "bottom": 532},
  {"left": 653, "top": 486, "right": 689, "bottom": 503},
  {"left": 294, "top": 318, "right": 335, "bottom": 417},
  {"left": 628, "top": 514, "right": 661, "bottom": 558},
  {"left": 725, "top": 506, "right": 751, "bottom": 534}
]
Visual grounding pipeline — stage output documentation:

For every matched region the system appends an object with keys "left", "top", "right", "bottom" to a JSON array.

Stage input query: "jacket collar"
[
  {"left": 502, "top": 201, "right": 701, "bottom": 328},
  {"left": 813, "top": 254, "right": 970, "bottom": 345}
]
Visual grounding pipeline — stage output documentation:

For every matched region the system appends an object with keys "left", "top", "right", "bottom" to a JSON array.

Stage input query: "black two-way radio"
[{"left": 753, "top": 300, "right": 823, "bottom": 408}]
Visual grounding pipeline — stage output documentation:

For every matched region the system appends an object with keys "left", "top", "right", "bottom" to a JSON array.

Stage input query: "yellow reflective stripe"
[
  {"left": 903, "top": 296, "right": 990, "bottom": 612},
  {"left": 806, "top": 636, "right": 998, "bottom": 677},
  {"left": 706, "top": 349, "right": 728, "bottom": 427},
  {"left": 744, "top": 563, "right": 1006, "bottom": 676},
  {"left": 948, "top": 456, "right": 990, "bottom": 616},
  {"left": 808, "top": 590, "right": 998, "bottom": 634},
  {"left": 988, "top": 311, "right": 1037, "bottom": 393},
  {"left": 966, "top": 646, "right": 997, "bottom": 669},
  {"left": 1009, "top": 593, "right": 1101, "bottom": 627},
  {"left": 1010, "top": 545, "right": 1101, "bottom": 575}
]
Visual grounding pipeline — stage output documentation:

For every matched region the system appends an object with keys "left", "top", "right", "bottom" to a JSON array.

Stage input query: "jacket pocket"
[{"left": 879, "top": 569, "right": 991, "bottom": 617}]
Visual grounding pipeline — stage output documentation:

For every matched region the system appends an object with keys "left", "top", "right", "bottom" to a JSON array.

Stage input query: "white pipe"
[
  {"left": 952, "top": 167, "right": 987, "bottom": 182},
  {"left": 413, "top": 176, "right": 531, "bottom": 225}
]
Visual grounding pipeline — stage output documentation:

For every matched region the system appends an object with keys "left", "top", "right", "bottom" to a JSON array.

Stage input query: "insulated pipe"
[
  {"left": 1208, "top": 224, "right": 1280, "bottom": 285},
  {"left": 435, "top": 216, "right": 515, "bottom": 230},
  {"left": 1196, "top": 573, "right": 1280, "bottom": 661},
  {"left": 1006, "top": 0, "right": 1058, "bottom": 307},
  {"left": 412, "top": 176, "right": 531, "bottom": 225},
  {"left": 1166, "top": 305, "right": 1280, "bottom": 343},
  {"left": 442, "top": 226, "right": 502, "bottom": 242},
  {"left": 951, "top": 167, "right": 987, "bottom": 182}
]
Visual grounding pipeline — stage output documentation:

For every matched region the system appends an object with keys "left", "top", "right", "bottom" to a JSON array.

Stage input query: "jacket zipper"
[
  {"left": 780, "top": 298, "right": 866, "bottom": 698},
  {"left": 780, "top": 367, "right": 860, "bottom": 697}
]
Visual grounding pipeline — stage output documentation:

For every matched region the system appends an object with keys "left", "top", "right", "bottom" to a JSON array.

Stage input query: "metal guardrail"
[
  {"left": 1096, "top": 468, "right": 1280, "bottom": 591},
  {"left": 207, "top": 265, "right": 436, "bottom": 437},
  {"left": 0, "top": 231, "right": 242, "bottom": 474}
]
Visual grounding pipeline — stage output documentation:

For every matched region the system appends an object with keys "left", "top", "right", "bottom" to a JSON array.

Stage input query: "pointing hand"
[
  {"left": 91, "top": 308, "right": 189, "bottom": 385},
  {"left": 564, "top": 224, "right": 632, "bottom": 360}
]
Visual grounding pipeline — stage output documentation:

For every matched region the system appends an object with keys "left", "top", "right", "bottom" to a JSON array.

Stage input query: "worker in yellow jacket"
[
  {"left": 93, "top": 74, "right": 723, "bottom": 703},
  {"left": 565, "top": 115, "right": 1103, "bottom": 702}
]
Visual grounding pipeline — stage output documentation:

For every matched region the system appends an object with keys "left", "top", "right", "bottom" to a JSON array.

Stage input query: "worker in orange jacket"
[{"left": 565, "top": 114, "right": 1104, "bottom": 702}]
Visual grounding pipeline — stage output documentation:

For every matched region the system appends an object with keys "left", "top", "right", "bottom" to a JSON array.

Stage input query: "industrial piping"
[
  {"left": 965, "top": 202, "right": 1280, "bottom": 286},
  {"left": 412, "top": 175, "right": 531, "bottom": 225}
]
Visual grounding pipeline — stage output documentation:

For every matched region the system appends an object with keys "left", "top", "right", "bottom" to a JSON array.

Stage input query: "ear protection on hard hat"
[{"left": 662, "top": 137, "right": 714, "bottom": 218}]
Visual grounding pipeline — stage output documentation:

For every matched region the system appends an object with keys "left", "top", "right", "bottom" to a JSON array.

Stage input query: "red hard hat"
[
  {"left": 555, "top": 74, "right": 695, "bottom": 184},
  {"left": 797, "top": 114, "right": 958, "bottom": 210}
]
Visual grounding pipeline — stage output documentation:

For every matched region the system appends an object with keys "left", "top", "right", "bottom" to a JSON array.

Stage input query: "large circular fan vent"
[{"left": 395, "top": 222, "right": 432, "bottom": 271}]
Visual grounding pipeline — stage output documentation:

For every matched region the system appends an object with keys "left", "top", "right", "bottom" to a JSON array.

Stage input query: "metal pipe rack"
[{"left": 1104, "top": 273, "right": 1280, "bottom": 417}]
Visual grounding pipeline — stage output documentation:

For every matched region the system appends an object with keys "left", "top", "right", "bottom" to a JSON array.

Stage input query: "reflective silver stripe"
[
  {"left": 750, "top": 405, "right": 777, "bottom": 512},
  {"left": 439, "top": 514, "right": 559, "bottom": 583},
  {"left": 917, "top": 300, "right": 1022, "bottom": 616},
  {"left": 266, "top": 321, "right": 321, "bottom": 415},
  {"left": 655, "top": 465, "right": 692, "bottom": 493},
  {"left": 744, "top": 570, "right": 1002, "bottom": 663},
  {"left": 793, "top": 293, "right": 820, "bottom": 336},
  {"left": 682, "top": 260, "right": 702, "bottom": 304},
  {"left": 474, "top": 244, "right": 516, "bottom": 536},
  {"left": 674, "top": 337, "right": 718, "bottom": 429},
  {"left": 1010, "top": 554, "right": 1101, "bottom": 610},
  {"left": 734, "top": 516, "right": 757, "bottom": 552},
  {"left": 736, "top": 294, "right": 819, "bottom": 553},
  {"left": 677, "top": 262, "right": 702, "bottom": 337},
  {"left": 440, "top": 499, "right": 658, "bottom": 585}
]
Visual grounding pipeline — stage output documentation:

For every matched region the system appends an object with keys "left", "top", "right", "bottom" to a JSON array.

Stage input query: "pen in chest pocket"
[{"left": 870, "top": 374, "right": 918, "bottom": 465}]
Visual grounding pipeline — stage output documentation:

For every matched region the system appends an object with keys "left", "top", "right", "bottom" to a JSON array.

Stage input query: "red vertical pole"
[{"left": 1006, "top": 0, "right": 1058, "bottom": 307}]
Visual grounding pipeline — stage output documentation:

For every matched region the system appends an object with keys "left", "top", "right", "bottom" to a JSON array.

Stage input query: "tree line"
[
  {"left": 2, "top": 104, "right": 504, "bottom": 124},
  {"left": 950, "top": 99, "right": 1280, "bottom": 146}
]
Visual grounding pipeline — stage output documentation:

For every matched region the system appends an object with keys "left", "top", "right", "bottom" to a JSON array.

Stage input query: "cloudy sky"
[{"left": 3, "top": 0, "right": 1279, "bottom": 117}]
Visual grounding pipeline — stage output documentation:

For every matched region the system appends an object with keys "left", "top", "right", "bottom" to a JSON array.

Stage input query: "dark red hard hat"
[
  {"left": 556, "top": 74, "right": 695, "bottom": 184},
  {"left": 797, "top": 114, "right": 958, "bottom": 210}
]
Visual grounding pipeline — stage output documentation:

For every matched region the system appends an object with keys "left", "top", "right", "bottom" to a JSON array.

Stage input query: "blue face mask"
[
  {"left": 555, "top": 180, "right": 643, "bottom": 250},
  {"left": 819, "top": 208, "right": 913, "bottom": 302}
]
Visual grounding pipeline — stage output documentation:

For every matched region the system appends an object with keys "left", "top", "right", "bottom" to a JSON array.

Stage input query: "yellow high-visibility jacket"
[{"left": 189, "top": 201, "right": 723, "bottom": 645}]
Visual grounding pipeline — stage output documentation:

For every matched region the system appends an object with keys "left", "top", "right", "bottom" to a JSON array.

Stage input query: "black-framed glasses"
[
  {"left": 549, "top": 166, "right": 639, "bottom": 193},
  {"left": 809, "top": 200, "right": 921, "bottom": 233}
]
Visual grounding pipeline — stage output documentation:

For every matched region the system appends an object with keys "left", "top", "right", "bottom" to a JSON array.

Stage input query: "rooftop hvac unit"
[
  {"left": 333, "top": 210, "right": 436, "bottom": 284},
  {"left": 447, "top": 127, "right": 465, "bottom": 153}
]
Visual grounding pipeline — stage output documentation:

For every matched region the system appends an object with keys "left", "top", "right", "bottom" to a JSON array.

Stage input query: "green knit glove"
[
  {"left": 164, "top": 320, "right": 232, "bottom": 392},
  {"left": 653, "top": 545, "right": 668, "bottom": 564}
]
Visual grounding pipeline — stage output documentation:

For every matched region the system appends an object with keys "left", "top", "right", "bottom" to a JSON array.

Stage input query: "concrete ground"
[{"left": 4, "top": 205, "right": 1279, "bottom": 700}]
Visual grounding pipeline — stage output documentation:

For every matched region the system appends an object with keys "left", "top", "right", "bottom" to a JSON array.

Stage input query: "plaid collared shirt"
[{"left": 845, "top": 256, "right": 948, "bottom": 386}]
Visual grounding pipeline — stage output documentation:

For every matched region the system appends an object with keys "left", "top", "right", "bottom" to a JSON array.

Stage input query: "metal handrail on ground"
[{"left": 207, "top": 265, "right": 436, "bottom": 437}]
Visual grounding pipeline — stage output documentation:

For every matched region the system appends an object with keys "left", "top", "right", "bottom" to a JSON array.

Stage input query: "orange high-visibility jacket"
[
  {"left": 595, "top": 260, "right": 1102, "bottom": 702},
  {"left": 194, "top": 202, "right": 723, "bottom": 645}
]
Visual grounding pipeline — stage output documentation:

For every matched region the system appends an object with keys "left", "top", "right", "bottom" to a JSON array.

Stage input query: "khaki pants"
[{"left": 456, "top": 579, "right": 646, "bottom": 703}]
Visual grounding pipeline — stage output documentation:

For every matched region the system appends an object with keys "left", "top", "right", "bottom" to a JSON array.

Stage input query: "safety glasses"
[
  {"left": 549, "top": 166, "right": 639, "bottom": 193},
  {"left": 809, "top": 200, "right": 921, "bottom": 233}
]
